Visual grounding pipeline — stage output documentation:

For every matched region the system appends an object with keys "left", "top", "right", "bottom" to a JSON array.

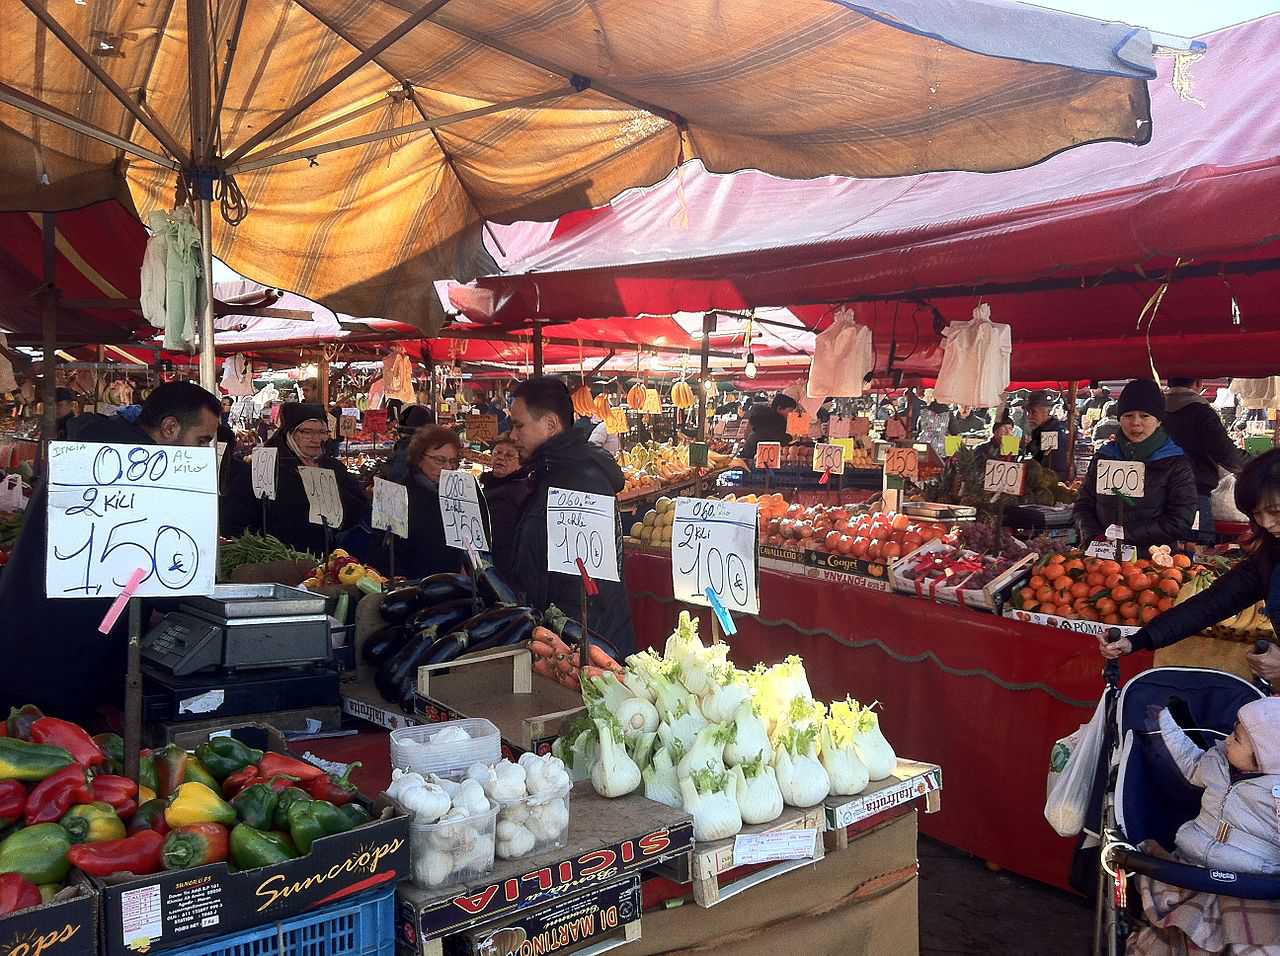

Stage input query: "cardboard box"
[
  {"left": 802, "top": 550, "right": 893, "bottom": 592},
  {"left": 1003, "top": 606, "right": 1140, "bottom": 638},
  {"left": 0, "top": 885, "right": 97, "bottom": 956},
  {"left": 891, "top": 539, "right": 1035, "bottom": 611}
]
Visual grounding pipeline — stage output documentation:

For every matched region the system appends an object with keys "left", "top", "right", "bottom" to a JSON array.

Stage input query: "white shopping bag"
[
  {"left": 0, "top": 474, "right": 27, "bottom": 512},
  {"left": 1044, "top": 696, "right": 1107, "bottom": 837}
]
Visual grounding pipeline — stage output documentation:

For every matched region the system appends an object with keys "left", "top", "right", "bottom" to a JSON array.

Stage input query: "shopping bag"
[
  {"left": 1044, "top": 695, "right": 1107, "bottom": 837},
  {"left": 0, "top": 474, "right": 27, "bottom": 512}
]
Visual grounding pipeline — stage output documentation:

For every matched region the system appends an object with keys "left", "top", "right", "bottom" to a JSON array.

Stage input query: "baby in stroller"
[{"left": 1153, "top": 696, "right": 1280, "bottom": 875}]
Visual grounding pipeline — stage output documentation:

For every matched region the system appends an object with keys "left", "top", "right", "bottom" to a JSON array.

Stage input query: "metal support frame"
[
  {"left": 1065, "top": 380, "right": 1080, "bottom": 481},
  {"left": 532, "top": 324, "right": 544, "bottom": 375},
  {"left": 187, "top": 0, "right": 218, "bottom": 392},
  {"left": 210, "top": 0, "right": 249, "bottom": 137},
  {"left": 697, "top": 312, "right": 715, "bottom": 442},
  {"left": 40, "top": 213, "right": 57, "bottom": 464}
]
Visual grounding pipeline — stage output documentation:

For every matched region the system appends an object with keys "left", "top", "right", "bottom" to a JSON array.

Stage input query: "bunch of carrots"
[{"left": 528, "top": 627, "right": 623, "bottom": 691}]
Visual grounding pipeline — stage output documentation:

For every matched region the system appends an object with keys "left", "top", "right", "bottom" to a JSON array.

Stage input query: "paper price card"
[
  {"left": 812, "top": 442, "right": 845, "bottom": 476},
  {"left": 250, "top": 447, "right": 277, "bottom": 500},
  {"left": 297, "top": 466, "right": 343, "bottom": 527},
  {"left": 1040, "top": 431, "right": 1059, "bottom": 451},
  {"left": 672, "top": 497, "right": 759, "bottom": 615},
  {"left": 754, "top": 441, "right": 781, "bottom": 469},
  {"left": 944, "top": 435, "right": 962, "bottom": 457},
  {"left": 546, "top": 487, "right": 620, "bottom": 582},
  {"left": 850, "top": 417, "right": 872, "bottom": 437},
  {"left": 363, "top": 409, "right": 388, "bottom": 433},
  {"left": 785, "top": 410, "right": 811, "bottom": 436},
  {"left": 689, "top": 442, "right": 709, "bottom": 467},
  {"left": 831, "top": 437, "right": 856, "bottom": 464},
  {"left": 732, "top": 829, "right": 817, "bottom": 865},
  {"left": 883, "top": 447, "right": 919, "bottom": 483},
  {"left": 438, "top": 469, "right": 490, "bottom": 551},
  {"left": 983, "top": 459, "right": 1026, "bottom": 495},
  {"left": 466, "top": 414, "right": 499, "bottom": 442},
  {"left": 1001, "top": 434, "right": 1021, "bottom": 456},
  {"left": 372, "top": 477, "right": 409, "bottom": 538},
  {"left": 46, "top": 441, "right": 217, "bottom": 599},
  {"left": 338, "top": 415, "right": 357, "bottom": 437},
  {"left": 1096, "top": 460, "right": 1145, "bottom": 497},
  {"left": 828, "top": 417, "right": 851, "bottom": 439}
]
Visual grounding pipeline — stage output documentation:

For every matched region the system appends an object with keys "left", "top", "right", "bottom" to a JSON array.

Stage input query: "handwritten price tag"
[
  {"left": 297, "top": 466, "right": 343, "bottom": 527},
  {"left": 438, "top": 469, "right": 489, "bottom": 551},
  {"left": 884, "top": 447, "right": 919, "bottom": 483},
  {"left": 732, "top": 829, "right": 817, "bottom": 865},
  {"left": 672, "top": 497, "right": 759, "bottom": 615},
  {"left": 1097, "top": 460, "right": 1145, "bottom": 497},
  {"left": 754, "top": 442, "right": 781, "bottom": 469},
  {"left": 785, "top": 410, "right": 811, "bottom": 436},
  {"left": 372, "top": 477, "right": 409, "bottom": 538},
  {"left": 466, "top": 414, "right": 499, "bottom": 442},
  {"left": 1040, "top": 431, "right": 1059, "bottom": 451},
  {"left": 812, "top": 443, "right": 845, "bottom": 476},
  {"left": 1000, "top": 434, "right": 1021, "bottom": 456},
  {"left": 546, "top": 487, "right": 620, "bottom": 582},
  {"left": 250, "top": 447, "right": 277, "bottom": 500},
  {"left": 338, "top": 415, "right": 357, "bottom": 438},
  {"left": 983, "top": 459, "right": 1026, "bottom": 495}
]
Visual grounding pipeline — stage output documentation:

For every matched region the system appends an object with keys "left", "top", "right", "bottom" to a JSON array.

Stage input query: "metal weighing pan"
[{"left": 181, "top": 584, "right": 326, "bottom": 619}]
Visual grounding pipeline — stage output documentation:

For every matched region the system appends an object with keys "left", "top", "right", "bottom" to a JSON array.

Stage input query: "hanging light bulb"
[
  {"left": 744, "top": 351, "right": 758, "bottom": 379},
  {"left": 703, "top": 378, "right": 715, "bottom": 394}
]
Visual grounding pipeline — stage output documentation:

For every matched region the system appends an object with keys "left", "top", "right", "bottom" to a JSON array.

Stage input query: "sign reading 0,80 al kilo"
[{"left": 45, "top": 441, "right": 218, "bottom": 599}]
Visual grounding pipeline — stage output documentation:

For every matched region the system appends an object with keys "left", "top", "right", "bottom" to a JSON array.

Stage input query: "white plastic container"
[
  {"left": 391, "top": 718, "right": 500, "bottom": 777},
  {"left": 494, "top": 783, "right": 572, "bottom": 860},
  {"left": 409, "top": 799, "right": 499, "bottom": 890}
]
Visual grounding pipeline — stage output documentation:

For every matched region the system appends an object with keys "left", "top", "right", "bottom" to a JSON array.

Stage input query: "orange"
[
  {"left": 1161, "top": 568, "right": 1184, "bottom": 584},
  {"left": 1140, "top": 606, "right": 1159, "bottom": 624},
  {"left": 1019, "top": 587, "right": 1036, "bottom": 602},
  {"left": 1120, "top": 601, "right": 1140, "bottom": 620},
  {"left": 1054, "top": 604, "right": 1074, "bottom": 618},
  {"left": 1044, "top": 564, "right": 1066, "bottom": 581},
  {"left": 1048, "top": 554, "right": 1066, "bottom": 565},
  {"left": 1023, "top": 602, "right": 1039, "bottom": 613},
  {"left": 1105, "top": 574, "right": 1125, "bottom": 589},
  {"left": 1036, "top": 587, "right": 1056, "bottom": 604},
  {"left": 1102, "top": 613, "right": 1121, "bottom": 625},
  {"left": 1029, "top": 575, "right": 1047, "bottom": 590},
  {"left": 1096, "top": 598, "right": 1117, "bottom": 616},
  {"left": 1158, "top": 579, "right": 1180, "bottom": 596},
  {"left": 1137, "top": 590, "right": 1158, "bottom": 607},
  {"left": 1112, "top": 586, "right": 1134, "bottom": 603},
  {"left": 1172, "top": 553, "right": 1192, "bottom": 569},
  {"left": 1157, "top": 597, "right": 1174, "bottom": 612},
  {"left": 1099, "top": 560, "right": 1122, "bottom": 577},
  {"left": 1077, "top": 608, "right": 1100, "bottom": 622},
  {"left": 1128, "top": 573, "right": 1153, "bottom": 591},
  {"left": 1070, "top": 582, "right": 1090, "bottom": 599},
  {"left": 1086, "top": 572, "right": 1105, "bottom": 587},
  {"left": 1056, "top": 575, "right": 1075, "bottom": 592},
  {"left": 1063, "top": 558, "right": 1085, "bottom": 574}
]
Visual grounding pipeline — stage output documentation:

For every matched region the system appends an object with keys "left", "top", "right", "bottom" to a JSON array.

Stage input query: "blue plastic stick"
[{"left": 704, "top": 587, "right": 737, "bottom": 636}]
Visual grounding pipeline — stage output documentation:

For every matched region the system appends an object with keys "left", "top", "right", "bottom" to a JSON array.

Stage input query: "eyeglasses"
[
  {"left": 425, "top": 453, "right": 461, "bottom": 468},
  {"left": 294, "top": 428, "right": 329, "bottom": 439}
]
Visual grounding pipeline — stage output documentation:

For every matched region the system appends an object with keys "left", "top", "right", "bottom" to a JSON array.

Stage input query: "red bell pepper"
[
  {"left": 256, "top": 753, "right": 324, "bottom": 782},
  {"left": 29, "top": 718, "right": 105, "bottom": 769},
  {"left": 67, "top": 829, "right": 164, "bottom": 877},
  {"left": 24, "top": 765, "right": 91, "bottom": 825},
  {"left": 0, "top": 779, "right": 27, "bottom": 826},
  {"left": 0, "top": 873, "right": 41, "bottom": 916},
  {"left": 161, "top": 823, "right": 229, "bottom": 870},
  {"left": 127, "top": 799, "right": 170, "bottom": 836},
  {"left": 90, "top": 775, "right": 139, "bottom": 819},
  {"left": 220, "top": 764, "right": 259, "bottom": 799},
  {"left": 304, "top": 763, "right": 361, "bottom": 806}
]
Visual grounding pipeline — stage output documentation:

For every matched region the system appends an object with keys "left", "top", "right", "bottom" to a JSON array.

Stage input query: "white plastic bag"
[
  {"left": 0, "top": 474, "right": 27, "bottom": 512},
  {"left": 1212, "top": 468, "right": 1247, "bottom": 523},
  {"left": 1044, "top": 696, "right": 1107, "bottom": 837}
]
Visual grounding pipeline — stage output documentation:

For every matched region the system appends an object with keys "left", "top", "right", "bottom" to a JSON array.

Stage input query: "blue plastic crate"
[{"left": 171, "top": 886, "right": 395, "bottom": 956}]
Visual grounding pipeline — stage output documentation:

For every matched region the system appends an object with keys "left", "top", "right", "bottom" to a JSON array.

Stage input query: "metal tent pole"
[{"left": 198, "top": 200, "right": 216, "bottom": 391}]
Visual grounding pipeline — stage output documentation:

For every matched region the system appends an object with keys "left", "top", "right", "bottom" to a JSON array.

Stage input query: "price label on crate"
[
  {"left": 983, "top": 459, "right": 1026, "bottom": 495},
  {"left": 439, "top": 470, "right": 489, "bottom": 551},
  {"left": 1040, "top": 431, "right": 1059, "bottom": 451},
  {"left": 372, "top": 477, "right": 409, "bottom": 538},
  {"left": 1096, "top": 460, "right": 1145, "bottom": 497},
  {"left": 754, "top": 441, "right": 781, "bottom": 469},
  {"left": 672, "top": 497, "right": 759, "bottom": 615},
  {"left": 884, "top": 447, "right": 919, "bottom": 483},
  {"left": 811, "top": 443, "right": 845, "bottom": 476},
  {"left": 45, "top": 441, "right": 217, "bottom": 599},
  {"left": 298, "top": 466, "right": 344, "bottom": 526},
  {"left": 546, "top": 487, "right": 619, "bottom": 582}
]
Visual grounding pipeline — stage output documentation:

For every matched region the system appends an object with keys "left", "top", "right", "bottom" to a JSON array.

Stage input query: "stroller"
[{"left": 1091, "top": 641, "right": 1280, "bottom": 955}]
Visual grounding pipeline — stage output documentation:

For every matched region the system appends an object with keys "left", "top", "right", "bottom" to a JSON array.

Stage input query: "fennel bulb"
[
  {"left": 679, "top": 768, "right": 743, "bottom": 842},
  {"left": 732, "top": 757, "right": 784, "bottom": 825},
  {"left": 819, "top": 717, "right": 869, "bottom": 796},
  {"left": 642, "top": 748, "right": 683, "bottom": 809},
  {"left": 830, "top": 698, "right": 897, "bottom": 780},
  {"left": 676, "top": 723, "right": 735, "bottom": 779},
  {"left": 701, "top": 669, "right": 753, "bottom": 724},
  {"left": 773, "top": 728, "right": 830, "bottom": 807},
  {"left": 723, "top": 703, "right": 772, "bottom": 767},
  {"left": 590, "top": 716, "right": 642, "bottom": 798}
]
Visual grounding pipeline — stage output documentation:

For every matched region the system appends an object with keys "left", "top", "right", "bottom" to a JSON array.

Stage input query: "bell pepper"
[
  {"left": 162, "top": 823, "right": 229, "bottom": 870},
  {"left": 90, "top": 775, "right": 139, "bottom": 819},
  {"left": 139, "top": 785, "right": 156, "bottom": 803},
  {"left": 286, "top": 799, "right": 352, "bottom": 855},
  {"left": 257, "top": 753, "right": 324, "bottom": 782},
  {"left": 0, "top": 739, "right": 74, "bottom": 782},
  {"left": 221, "top": 765, "right": 259, "bottom": 799},
  {"left": 304, "top": 762, "right": 360, "bottom": 806},
  {"left": 93, "top": 733, "right": 125, "bottom": 775},
  {"left": 272, "top": 787, "right": 311, "bottom": 831},
  {"left": 154, "top": 745, "right": 190, "bottom": 799},
  {"left": 59, "top": 802, "right": 126, "bottom": 844},
  {"left": 0, "top": 824, "right": 72, "bottom": 884},
  {"left": 138, "top": 751, "right": 158, "bottom": 794},
  {"left": 128, "top": 799, "right": 170, "bottom": 836},
  {"left": 29, "top": 718, "right": 105, "bottom": 769},
  {"left": 24, "top": 766, "right": 91, "bottom": 825},
  {"left": 38, "top": 884, "right": 60, "bottom": 904},
  {"left": 337, "top": 803, "right": 372, "bottom": 829},
  {"left": 230, "top": 784, "right": 277, "bottom": 830},
  {"left": 229, "top": 824, "right": 296, "bottom": 870},
  {"left": 183, "top": 759, "right": 220, "bottom": 792},
  {"left": 164, "top": 783, "right": 236, "bottom": 828},
  {"left": 338, "top": 563, "right": 366, "bottom": 586},
  {"left": 0, "top": 872, "right": 41, "bottom": 916},
  {"left": 0, "top": 780, "right": 27, "bottom": 827},
  {"left": 67, "top": 829, "right": 163, "bottom": 877},
  {"left": 195, "top": 738, "right": 263, "bottom": 781},
  {"left": 5, "top": 705, "right": 44, "bottom": 741}
]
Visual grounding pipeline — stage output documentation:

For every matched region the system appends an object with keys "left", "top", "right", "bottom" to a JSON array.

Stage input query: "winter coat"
[
  {"left": 480, "top": 469, "right": 532, "bottom": 579},
  {"left": 386, "top": 476, "right": 467, "bottom": 580},
  {"left": 508, "top": 429, "right": 635, "bottom": 656},
  {"left": 1131, "top": 556, "right": 1270, "bottom": 652},
  {"left": 1155, "top": 708, "right": 1280, "bottom": 874},
  {"left": 1073, "top": 436, "right": 1197, "bottom": 549},
  {"left": 1028, "top": 417, "right": 1069, "bottom": 480},
  {"left": 1164, "top": 388, "right": 1246, "bottom": 494}
]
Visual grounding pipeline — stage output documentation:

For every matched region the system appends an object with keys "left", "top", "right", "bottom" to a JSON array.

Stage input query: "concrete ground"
[{"left": 920, "top": 837, "right": 1094, "bottom": 955}]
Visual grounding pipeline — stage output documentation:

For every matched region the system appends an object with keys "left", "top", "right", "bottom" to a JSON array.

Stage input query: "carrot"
[
  {"left": 532, "top": 658, "right": 554, "bottom": 678},
  {"left": 556, "top": 656, "right": 576, "bottom": 674},
  {"left": 558, "top": 672, "right": 580, "bottom": 690},
  {"left": 528, "top": 640, "right": 555, "bottom": 659},
  {"left": 588, "top": 645, "right": 618, "bottom": 669},
  {"left": 583, "top": 665, "right": 608, "bottom": 680},
  {"left": 532, "top": 626, "right": 560, "bottom": 645}
]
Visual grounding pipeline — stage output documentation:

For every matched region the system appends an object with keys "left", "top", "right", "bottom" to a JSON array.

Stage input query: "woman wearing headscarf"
[{"left": 387, "top": 425, "right": 471, "bottom": 578}]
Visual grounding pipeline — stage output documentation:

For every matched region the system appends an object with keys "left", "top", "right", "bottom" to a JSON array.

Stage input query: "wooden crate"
[{"left": 824, "top": 760, "right": 942, "bottom": 851}]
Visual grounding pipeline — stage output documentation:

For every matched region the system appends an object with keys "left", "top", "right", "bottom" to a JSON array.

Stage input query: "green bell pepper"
[
  {"left": 0, "top": 824, "right": 71, "bottom": 885},
  {"left": 272, "top": 787, "right": 311, "bottom": 831},
  {"left": 138, "top": 752, "right": 159, "bottom": 795},
  {"left": 60, "top": 802, "right": 126, "bottom": 844},
  {"left": 229, "top": 824, "right": 296, "bottom": 870},
  {"left": 0, "top": 739, "right": 74, "bottom": 782},
  {"left": 230, "top": 784, "right": 277, "bottom": 830},
  {"left": 92, "top": 734, "right": 125, "bottom": 775},
  {"left": 287, "top": 799, "right": 352, "bottom": 855},
  {"left": 194, "top": 738, "right": 263, "bottom": 781},
  {"left": 182, "top": 759, "right": 221, "bottom": 792},
  {"left": 337, "top": 803, "right": 372, "bottom": 829}
]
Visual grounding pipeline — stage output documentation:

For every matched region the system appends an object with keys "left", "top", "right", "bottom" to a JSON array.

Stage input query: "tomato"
[
  {"left": 891, "top": 513, "right": 910, "bottom": 531},
  {"left": 866, "top": 539, "right": 883, "bottom": 560},
  {"left": 797, "top": 522, "right": 814, "bottom": 540},
  {"left": 903, "top": 531, "right": 924, "bottom": 550},
  {"left": 882, "top": 541, "right": 902, "bottom": 559},
  {"left": 825, "top": 530, "right": 843, "bottom": 551},
  {"left": 767, "top": 518, "right": 781, "bottom": 535},
  {"left": 869, "top": 523, "right": 890, "bottom": 541},
  {"left": 786, "top": 503, "right": 804, "bottom": 518},
  {"left": 836, "top": 534, "right": 854, "bottom": 555}
]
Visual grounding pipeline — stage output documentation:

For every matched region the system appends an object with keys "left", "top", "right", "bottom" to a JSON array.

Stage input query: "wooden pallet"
[{"left": 823, "top": 760, "right": 943, "bottom": 851}]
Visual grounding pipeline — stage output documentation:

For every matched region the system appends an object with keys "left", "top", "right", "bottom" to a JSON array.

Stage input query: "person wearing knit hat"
[
  {"left": 1073, "top": 378, "right": 1197, "bottom": 553},
  {"left": 1023, "top": 390, "right": 1069, "bottom": 480}
]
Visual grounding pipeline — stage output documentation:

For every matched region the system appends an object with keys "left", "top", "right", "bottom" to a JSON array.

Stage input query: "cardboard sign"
[
  {"left": 672, "top": 496, "right": 759, "bottom": 615},
  {"left": 850, "top": 417, "right": 872, "bottom": 437},
  {"left": 297, "top": 466, "right": 343, "bottom": 526},
  {"left": 372, "top": 477, "right": 409, "bottom": 538},
  {"left": 754, "top": 441, "right": 782, "bottom": 469},
  {"left": 884, "top": 417, "right": 907, "bottom": 440},
  {"left": 439, "top": 469, "right": 490, "bottom": 551},
  {"left": 827, "top": 417, "right": 851, "bottom": 439},
  {"left": 1001, "top": 434, "right": 1021, "bottom": 456},
  {"left": 250, "top": 446, "right": 277, "bottom": 500},
  {"left": 831, "top": 437, "right": 856, "bottom": 464},
  {"left": 338, "top": 414, "right": 357, "bottom": 437},
  {"left": 1040, "top": 431, "right": 1059, "bottom": 451},
  {"left": 466, "top": 414, "right": 499, "bottom": 442},
  {"left": 46, "top": 441, "right": 217, "bottom": 599},
  {"left": 983, "top": 459, "right": 1026, "bottom": 495},
  {"left": 812, "top": 442, "right": 845, "bottom": 476},
  {"left": 688, "top": 441, "right": 709, "bottom": 467},
  {"left": 786, "top": 410, "right": 812, "bottom": 436},
  {"left": 884, "top": 447, "right": 919, "bottom": 483},
  {"left": 944, "top": 435, "right": 962, "bottom": 457},
  {"left": 363, "top": 409, "right": 389, "bottom": 434},
  {"left": 546, "top": 487, "right": 620, "bottom": 582},
  {"left": 1096, "top": 459, "right": 1146, "bottom": 497}
]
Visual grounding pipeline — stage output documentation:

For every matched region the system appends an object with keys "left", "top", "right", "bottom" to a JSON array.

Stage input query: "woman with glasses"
[
  {"left": 479, "top": 437, "right": 531, "bottom": 577},
  {"left": 1098, "top": 448, "right": 1280, "bottom": 685},
  {"left": 388, "top": 425, "right": 473, "bottom": 578}
]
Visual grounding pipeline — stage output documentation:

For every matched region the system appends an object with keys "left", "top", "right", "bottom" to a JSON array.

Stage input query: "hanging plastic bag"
[
  {"left": 1044, "top": 696, "right": 1107, "bottom": 837},
  {"left": 0, "top": 474, "right": 28, "bottom": 512},
  {"left": 1212, "top": 468, "right": 1247, "bottom": 522}
]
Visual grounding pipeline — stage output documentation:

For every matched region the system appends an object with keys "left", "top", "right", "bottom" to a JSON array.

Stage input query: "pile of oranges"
[{"left": 1012, "top": 551, "right": 1203, "bottom": 626}]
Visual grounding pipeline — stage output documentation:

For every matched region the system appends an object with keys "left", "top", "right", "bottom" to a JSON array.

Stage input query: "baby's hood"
[{"left": 1238, "top": 698, "right": 1280, "bottom": 773}]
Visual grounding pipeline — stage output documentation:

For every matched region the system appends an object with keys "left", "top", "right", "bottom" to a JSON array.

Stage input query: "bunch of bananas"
[{"left": 1177, "top": 569, "right": 1274, "bottom": 642}]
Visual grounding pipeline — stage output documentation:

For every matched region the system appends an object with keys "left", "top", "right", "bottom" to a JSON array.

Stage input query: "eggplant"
[
  {"left": 425, "top": 610, "right": 538, "bottom": 666},
  {"left": 541, "top": 605, "right": 624, "bottom": 664},
  {"left": 477, "top": 566, "right": 519, "bottom": 607},
  {"left": 406, "top": 598, "right": 480, "bottom": 638},
  {"left": 362, "top": 625, "right": 408, "bottom": 665},
  {"left": 380, "top": 573, "right": 474, "bottom": 622},
  {"left": 375, "top": 625, "right": 445, "bottom": 708},
  {"left": 447, "top": 606, "right": 537, "bottom": 646}
]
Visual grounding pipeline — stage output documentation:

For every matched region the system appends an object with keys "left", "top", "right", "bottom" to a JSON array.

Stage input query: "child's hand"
[{"left": 1246, "top": 643, "right": 1280, "bottom": 687}]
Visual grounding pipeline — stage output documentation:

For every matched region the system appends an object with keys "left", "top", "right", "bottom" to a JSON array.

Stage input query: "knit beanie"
[
  {"left": 1115, "top": 379, "right": 1165, "bottom": 419},
  {"left": 1237, "top": 697, "right": 1280, "bottom": 774},
  {"left": 279, "top": 402, "right": 327, "bottom": 434}
]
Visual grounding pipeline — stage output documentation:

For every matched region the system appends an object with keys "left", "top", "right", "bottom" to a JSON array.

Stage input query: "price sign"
[
  {"left": 828, "top": 417, "right": 850, "bottom": 439},
  {"left": 546, "top": 487, "right": 620, "bottom": 582},
  {"left": 850, "top": 417, "right": 872, "bottom": 437},
  {"left": 439, "top": 469, "right": 490, "bottom": 551},
  {"left": 884, "top": 447, "right": 919, "bottom": 483},
  {"left": 812, "top": 443, "right": 845, "bottom": 476},
  {"left": 1040, "top": 431, "right": 1059, "bottom": 451},
  {"left": 688, "top": 442, "right": 709, "bottom": 467},
  {"left": 1096, "top": 460, "right": 1146, "bottom": 497},
  {"left": 372, "top": 477, "right": 409, "bottom": 538},
  {"left": 466, "top": 414, "right": 499, "bottom": 443},
  {"left": 297, "top": 466, "right": 343, "bottom": 526},
  {"left": 983, "top": 459, "right": 1026, "bottom": 495},
  {"left": 363, "top": 409, "right": 389, "bottom": 434},
  {"left": 250, "top": 447, "right": 277, "bottom": 500},
  {"left": 1246, "top": 435, "right": 1274, "bottom": 455},
  {"left": 830, "top": 437, "right": 856, "bottom": 464},
  {"left": 45, "top": 441, "right": 217, "bottom": 599},
  {"left": 944, "top": 435, "right": 962, "bottom": 457},
  {"left": 884, "top": 417, "right": 907, "bottom": 440},
  {"left": 1000, "top": 434, "right": 1021, "bottom": 456},
  {"left": 754, "top": 441, "right": 781, "bottom": 469},
  {"left": 338, "top": 415, "right": 357, "bottom": 438},
  {"left": 785, "top": 410, "right": 811, "bottom": 436},
  {"left": 671, "top": 497, "right": 759, "bottom": 615}
]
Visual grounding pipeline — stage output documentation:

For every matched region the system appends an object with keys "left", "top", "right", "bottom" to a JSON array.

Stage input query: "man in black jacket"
[
  {"left": 1165, "top": 378, "right": 1245, "bottom": 543},
  {"left": 1024, "top": 390, "right": 1069, "bottom": 481},
  {"left": 0, "top": 382, "right": 221, "bottom": 720},
  {"left": 507, "top": 377, "right": 635, "bottom": 657}
]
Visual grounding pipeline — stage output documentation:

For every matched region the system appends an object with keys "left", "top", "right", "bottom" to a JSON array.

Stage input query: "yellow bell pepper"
[
  {"left": 337, "top": 563, "right": 366, "bottom": 586},
  {"left": 139, "top": 785, "right": 156, "bottom": 803},
  {"left": 164, "top": 782, "right": 236, "bottom": 828}
]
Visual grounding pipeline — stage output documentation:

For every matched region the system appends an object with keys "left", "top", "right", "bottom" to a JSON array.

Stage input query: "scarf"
[
  {"left": 412, "top": 471, "right": 438, "bottom": 492},
  {"left": 1117, "top": 426, "right": 1169, "bottom": 462},
  {"left": 285, "top": 429, "right": 321, "bottom": 467}
]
